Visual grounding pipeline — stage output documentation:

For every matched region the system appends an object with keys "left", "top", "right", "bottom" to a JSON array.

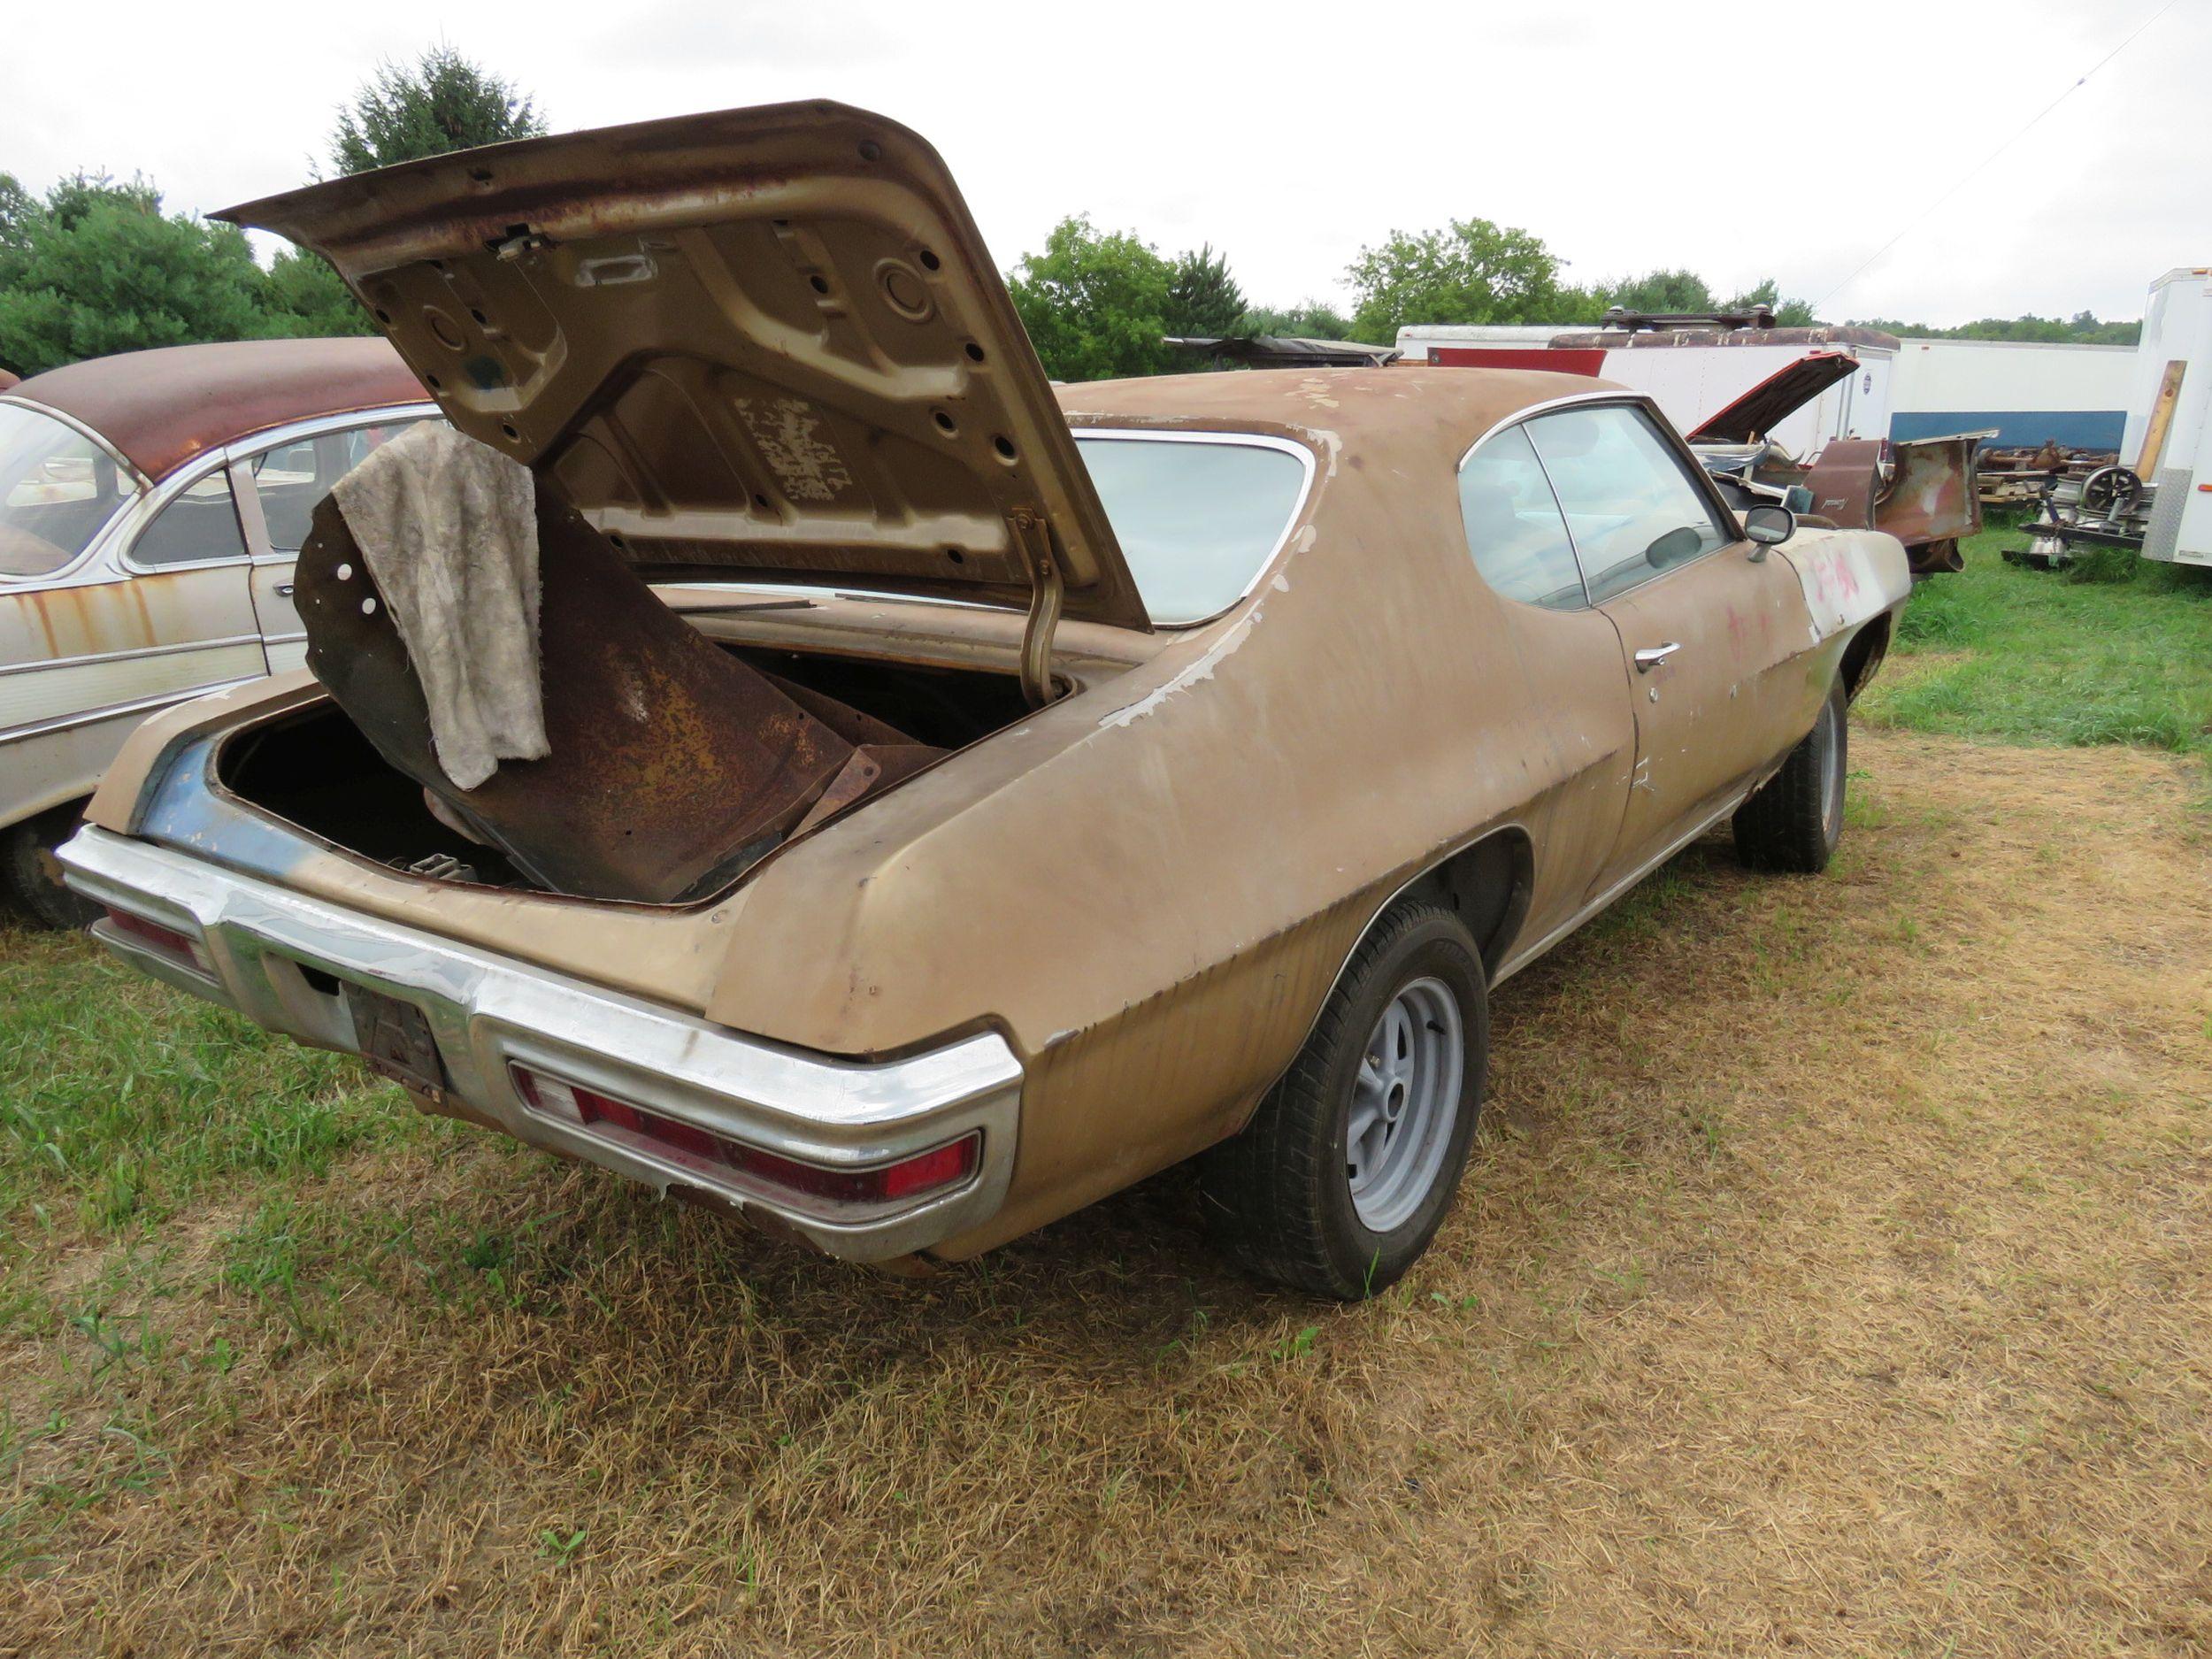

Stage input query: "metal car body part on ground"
[
  {"left": 2016, "top": 267, "right": 2212, "bottom": 572},
  {"left": 64, "top": 102, "right": 1912, "bottom": 1292}
]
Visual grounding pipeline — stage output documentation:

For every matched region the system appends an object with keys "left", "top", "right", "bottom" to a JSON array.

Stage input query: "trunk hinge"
[{"left": 1010, "top": 508, "right": 1065, "bottom": 709}]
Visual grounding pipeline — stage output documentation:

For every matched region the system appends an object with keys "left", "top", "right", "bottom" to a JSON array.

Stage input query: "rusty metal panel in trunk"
[{"left": 295, "top": 488, "right": 859, "bottom": 902}]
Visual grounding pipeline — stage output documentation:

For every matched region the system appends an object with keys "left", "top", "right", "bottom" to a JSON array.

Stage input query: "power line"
[{"left": 1815, "top": 0, "right": 2182, "bottom": 311}]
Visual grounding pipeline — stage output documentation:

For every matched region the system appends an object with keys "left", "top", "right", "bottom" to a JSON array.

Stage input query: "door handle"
[
  {"left": 274, "top": 582, "right": 296, "bottom": 597},
  {"left": 1633, "top": 641, "right": 1683, "bottom": 672}
]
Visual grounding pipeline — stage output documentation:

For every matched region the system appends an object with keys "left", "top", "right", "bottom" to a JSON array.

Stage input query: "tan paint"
[
  {"left": 86, "top": 106, "right": 1915, "bottom": 1260},
  {"left": 2, "top": 564, "right": 266, "bottom": 826},
  {"left": 92, "top": 366, "right": 1911, "bottom": 1259}
]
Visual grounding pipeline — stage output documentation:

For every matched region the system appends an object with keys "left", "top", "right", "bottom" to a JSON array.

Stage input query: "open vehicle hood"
[
  {"left": 218, "top": 102, "right": 1150, "bottom": 636},
  {"left": 1687, "top": 350, "right": 1858, "bottom": 444}
]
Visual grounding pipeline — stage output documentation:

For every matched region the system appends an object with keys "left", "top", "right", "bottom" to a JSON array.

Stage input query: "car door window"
[
  {"left": 248, "top": 419, "right": 423, "bottom": 553},
  {"left": 1525, "top": 404, "right": 1732, "bottom": 603},
  {"left": 0, "top": 403, "right": 135, "bottom": 580},
  {"left": 1456, "top": 423, "right": 1586, "bottom": 610},
  {"left": 131, "top": 472, "right": 249, "bottom": 567}
]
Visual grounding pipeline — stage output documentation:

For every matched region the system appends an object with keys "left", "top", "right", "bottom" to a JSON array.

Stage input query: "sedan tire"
[
  {"left": 1202, "top": 898, "right": 1487, "bottom": 1300},
  {"left": 1, "top": 801, "right": 98, "bottom": 931},
  {"left": 1732, "top": 680, "right": 1847, "bottom": 875}
]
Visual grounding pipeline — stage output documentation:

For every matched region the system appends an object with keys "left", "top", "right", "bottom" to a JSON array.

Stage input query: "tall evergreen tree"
[
  {"left": 329, "top": 44, "right": 548, "bottom": 176},
  {"left": 1164, "top": 243, "right": 1248, "bottom": 338}
]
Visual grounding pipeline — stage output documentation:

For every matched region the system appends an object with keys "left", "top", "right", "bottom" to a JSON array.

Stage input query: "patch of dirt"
[{"left": 3, "top": 726, "right": 2208, "bottom": 1657}]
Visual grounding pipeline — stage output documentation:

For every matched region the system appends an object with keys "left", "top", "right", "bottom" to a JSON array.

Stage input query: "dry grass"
[{"left": 3, "top": 726, "right": 2208, "bottom": 1657}]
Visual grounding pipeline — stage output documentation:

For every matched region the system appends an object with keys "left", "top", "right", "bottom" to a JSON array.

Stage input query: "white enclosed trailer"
[
  {"left": 2124, "top": 267, "right": 2212, "bottom": 568},
  {"left": 1889, "top": 338, "right": 2134, "bottom": 452}
]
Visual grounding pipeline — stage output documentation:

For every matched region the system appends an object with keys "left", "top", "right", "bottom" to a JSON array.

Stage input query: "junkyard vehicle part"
[
  {"left": 1164, "top": 334, "right": 1400, "bottom": 368},
  {"left": 1202, "top": 900, "right": 1488, "bottom": 1299},
  {"left": 2010, "top": 464, "right": 2156, "bottom": 569},
  {"left": 296, "top": 488, "right": 926, "bottom": 902}
]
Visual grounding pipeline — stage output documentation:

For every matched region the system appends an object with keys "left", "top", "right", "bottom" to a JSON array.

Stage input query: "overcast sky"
[{"left": 6, "top": 0, "right": 2204, "bottom": 326}]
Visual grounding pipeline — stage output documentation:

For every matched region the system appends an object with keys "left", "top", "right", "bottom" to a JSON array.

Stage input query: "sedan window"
[
  {"left": 132, "top": 472, "right": 249, "bottom": 567},
  {"left": 1525, "top": 405, "right": 1731, "bottom": 603},
  {"left": 249, "top": 419, "right": 426, "bottom": 553},
  {"left": 1456, "top": 424, "right": 1585, "bottom": 610},
  {"left": 1076, "top": 435, "right": 1308, "bottom": 626},
  {"left": 0, "top": 403, "right": 134, "bottom": 580}
]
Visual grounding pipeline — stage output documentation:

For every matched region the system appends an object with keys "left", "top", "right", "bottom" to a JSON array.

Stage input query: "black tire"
[
  {"left": 1733, "top": 680, "right": 1847, "bottom": 874},
  {"left": 1, "top": 800, "right": 98, "bottom": 930},
  {"left": 1201, "top": 898, "right": 1487, "bottom": 1300}
]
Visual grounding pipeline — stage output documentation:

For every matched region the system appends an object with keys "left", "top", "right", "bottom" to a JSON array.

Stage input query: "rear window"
[
  {"left": 0, "top": 403, "right": 136, "bottom": 580},
  {"left": 1075, "top": 434, "right": 1308, "bottom": 626}
]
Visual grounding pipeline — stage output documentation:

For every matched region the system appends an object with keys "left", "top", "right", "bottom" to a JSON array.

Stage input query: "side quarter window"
[
  {"left": 1456, "top": 424, "right": 1586, "bottom": 611},
  {"left": 130, "top": 471, "right": 249, "bottom": 568},
  {"left": 248, "top": 419, "right": 426, "bottom": 554},
  {"left": 1525, "top": 405, "right": 1732, "bottom": 603}
]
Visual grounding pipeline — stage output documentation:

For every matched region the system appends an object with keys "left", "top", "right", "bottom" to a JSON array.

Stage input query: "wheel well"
[
  {"left": 1398, "top": 827, "right": 1533, "bottom": 980},
  {"left": 1839, "top": 612, "right": 1893, "bottom": 703}
]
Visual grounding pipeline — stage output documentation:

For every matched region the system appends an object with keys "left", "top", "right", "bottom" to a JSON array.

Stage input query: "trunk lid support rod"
[{"left": 1010, "top": 508, "right": 1066, "bottom": 708}]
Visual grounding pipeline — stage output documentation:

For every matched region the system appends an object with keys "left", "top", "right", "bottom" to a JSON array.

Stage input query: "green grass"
[
  {"left": 0, "top": 926, "right": 430, "bottom": 1335},
  {"left": 1857, "top": 514, "right": 2212, "bottom": 776}
]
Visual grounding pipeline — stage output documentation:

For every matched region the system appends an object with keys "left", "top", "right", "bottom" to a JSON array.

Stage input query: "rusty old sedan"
[
  {"left": 0, "top": 340, "right": 434, "bottom": 924},
  {"left": 62, "top": 104, "right": 1909, "bottom": 1297}
]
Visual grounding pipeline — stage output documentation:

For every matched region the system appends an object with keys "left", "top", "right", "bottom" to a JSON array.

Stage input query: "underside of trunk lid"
[
  {"left": 210, "top": 102, "right": 1153, "bottom": 906},
  {"left": 216, "top": 101, "right": 1149, "bottom": 640}
]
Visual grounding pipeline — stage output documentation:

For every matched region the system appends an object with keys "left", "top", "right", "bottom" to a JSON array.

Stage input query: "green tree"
[
  {"left": 1846, "top": 310, "right": 2139, "bottom": 346},
  {"left": 1240, "top": 299, "right": 1359, "bottom": 340},
  {"left": 329, "top": 44, "right": 548, "bottom": 176},
  {"left": 0, "top": 173, "right": 37, "bottom": 296},
  {"left": 1164, "top": 243, "right": 1248, "bottom": 338},
  {"left": 1724, "top": 278, "right": 1819, "bottom": 326},
  {"left": 258, "top": 248, "right": 374, "bottom": 337},
  {"left": 1345, "top": 217, "right": 1566, "bottom": 344},
  {"left": 1007, "top": 216, "right": 1176, "bottom": 382},
  {"left": 0, "top": 176, "right": 270, "bottom": 378},
  {"left": 1597, "top": 268, "right": 1717, "bottom": 316}
]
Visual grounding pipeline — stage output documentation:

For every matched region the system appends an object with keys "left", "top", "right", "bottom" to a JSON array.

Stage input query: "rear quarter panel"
[{"left": 704, "top": 387, "right": 1640, "bottom": 1254}]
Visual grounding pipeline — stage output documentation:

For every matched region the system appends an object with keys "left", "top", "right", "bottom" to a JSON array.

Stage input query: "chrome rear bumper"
[{"left": 59, "top": 826, "right": 1020, "bottom": 1261}]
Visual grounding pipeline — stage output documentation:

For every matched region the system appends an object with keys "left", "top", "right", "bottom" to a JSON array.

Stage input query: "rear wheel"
[
  {"left": 1732, "top": 680, "right": 1847, "bottom": 874},
  {"left": 1, "top": 800, "right": 98, "bottom": 930},
  {"left": 1201, "top": 899, "right": 1487, "bottom": 1299}
]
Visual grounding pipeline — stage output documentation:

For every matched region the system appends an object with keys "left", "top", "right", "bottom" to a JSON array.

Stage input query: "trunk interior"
[{"left": 216, "top": 643, "right": 1035, "bottom": 902}]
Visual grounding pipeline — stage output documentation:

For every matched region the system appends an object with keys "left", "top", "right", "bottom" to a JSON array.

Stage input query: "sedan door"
[
  {"left": 1524, "top": 402, "right": 1816, "bottom": 891},
  {"left": 234, "top": 417, "right": 426, "bottom": 672}
]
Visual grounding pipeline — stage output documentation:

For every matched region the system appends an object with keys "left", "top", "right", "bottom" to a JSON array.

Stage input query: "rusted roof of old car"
[
  {"left": 1055, "top": 364, "right": 1619, "bottom": 470},
  {"left": 6, "top": 338, "right": 426, "bottom": 482}
]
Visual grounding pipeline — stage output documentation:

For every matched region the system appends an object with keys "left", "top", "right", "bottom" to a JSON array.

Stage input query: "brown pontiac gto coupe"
[{"left": 63, "top": 104, "right": 1909, "bottom": 1297}]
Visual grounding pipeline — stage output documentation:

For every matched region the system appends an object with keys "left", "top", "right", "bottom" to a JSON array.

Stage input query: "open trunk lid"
[
  {"left": 216, "top": 101, "right": 1151, "bottom": 642},
  {"left": 1687, "top": 349, "right": 1858, "bottom": 444}
]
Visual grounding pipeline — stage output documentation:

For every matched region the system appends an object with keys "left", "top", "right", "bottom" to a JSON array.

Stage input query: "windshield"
[
  {"left": 0, "top": 403, "right": 137, "bottom": 580},
  {"left": 1075, "top": 434, "right": 1308, "bottom": 625}
]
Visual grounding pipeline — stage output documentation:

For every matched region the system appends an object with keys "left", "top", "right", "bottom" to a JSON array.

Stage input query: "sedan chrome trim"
[
  {"left": 217, "top": 402, "right": 442, "bottom": 468},
  {"left": 58, "top": 826, "right": 1023, "bottom": 1262},
  {"left": 0, "top": 676, "right": 261, "bottom": 749},
  {"left": 0, "top": 632, "right": 265, "bottom": 679}
]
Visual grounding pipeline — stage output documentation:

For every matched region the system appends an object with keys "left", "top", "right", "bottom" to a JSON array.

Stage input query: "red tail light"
[
  {"left": 101, "top": 905, "right": 215, "bottom": 976},
  {"left": 509, "top": 1063, "right": 979, "bottom": 1211}
]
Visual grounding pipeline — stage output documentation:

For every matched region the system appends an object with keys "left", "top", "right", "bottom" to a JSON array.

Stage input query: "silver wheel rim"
[
  {"left": 1347, "top": 977, "right": 1464, "bottom": 1233},
  {"left": 1820, "top": 699, "right": 1845, "bottom": 843}
]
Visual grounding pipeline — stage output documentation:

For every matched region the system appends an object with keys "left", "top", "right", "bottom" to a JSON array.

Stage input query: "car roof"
[
  {"left": 4, "top": 337, "right": 427, "bottom": 482},
  {"left": 1054, "top": 365, "right": 1623, "bottom": 470}
]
